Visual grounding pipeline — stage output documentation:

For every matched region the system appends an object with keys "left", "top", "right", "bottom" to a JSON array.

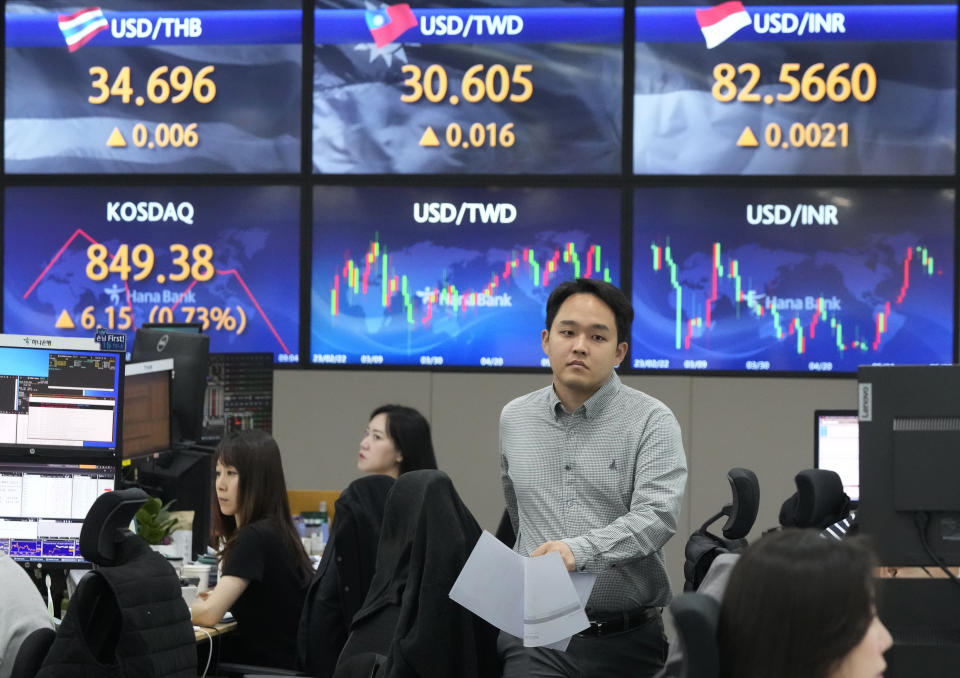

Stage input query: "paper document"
[{"left": 449, "top": 530, "right": 596, "bottom": 648}]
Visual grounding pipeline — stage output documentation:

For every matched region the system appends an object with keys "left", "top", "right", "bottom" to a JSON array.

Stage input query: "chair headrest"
[
  {"left": 721, "top": 468, "right": 759, "bottom": 540},
  {"left": 80, "top": 488, "right": 149, "bottom": 565},
  {"left": 779, "top": 469, "right": 851, "bottom": 530}
]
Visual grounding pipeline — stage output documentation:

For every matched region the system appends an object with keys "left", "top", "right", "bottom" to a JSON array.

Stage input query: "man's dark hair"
[
  {"left": 544, "top": 279, "right": 633, "bottom": 344},
  {"left": 717, "top": 529, "right": 878, "bottom": 678}
]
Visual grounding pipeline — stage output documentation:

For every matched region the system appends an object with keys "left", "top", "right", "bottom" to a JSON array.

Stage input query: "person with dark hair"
[
  {"left": 499, "top": 278, "right": 687, "bottom": 678},
  {"left": 190, "top": 429, "right": 313, "bottom": 669},
  {"left": 717, "top": 529, "right": 892, "bottom": 678},
  {"left": 357, "top": 404, "right": 438, "bottom": 477}
]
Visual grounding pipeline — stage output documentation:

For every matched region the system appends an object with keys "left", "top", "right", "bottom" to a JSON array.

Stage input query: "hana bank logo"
[
  {"left": 696, "top": 1, "right": 751, "bottom": 49},
  {"left": 366, "top": 2, "right": 417, "bottom": 48},
  {"left": 58, "top": 6, "right": 108, "bottom": 51}
]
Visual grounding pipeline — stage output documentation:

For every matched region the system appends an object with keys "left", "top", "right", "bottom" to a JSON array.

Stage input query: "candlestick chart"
[
  {"left": 311, "top": 185, "right": 620, "bottom": 367},
  {"left": 631, "top": 187, "right": 954, "bottom": 373}
]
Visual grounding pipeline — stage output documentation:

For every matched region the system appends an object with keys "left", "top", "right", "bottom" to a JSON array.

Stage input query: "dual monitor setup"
[{"left": 0, "top": 326, "right": 213, "bottom": 574}]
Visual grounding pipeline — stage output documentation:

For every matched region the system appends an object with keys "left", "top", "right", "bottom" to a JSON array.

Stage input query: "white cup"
[{"left": 182, "top": 563, "right": 212, "bottom": 593}]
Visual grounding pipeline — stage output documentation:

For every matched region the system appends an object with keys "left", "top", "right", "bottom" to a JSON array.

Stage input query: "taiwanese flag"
[
  {"left": 696, "top": 1, "right": 751, "bottom": 49},
  {"left": 365, "top": 3, "right": 417, "bottom": 48},
  {"left": 58, "top": 6, "right": 108, "bottom": 52}
]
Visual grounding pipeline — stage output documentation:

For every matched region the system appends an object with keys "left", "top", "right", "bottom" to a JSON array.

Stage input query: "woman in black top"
[{"left": 190, "top": 430, "right": 313, "bottom": 669}]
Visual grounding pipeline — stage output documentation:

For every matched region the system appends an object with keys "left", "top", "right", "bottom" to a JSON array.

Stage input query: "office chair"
[
  {"left": 682, "top": 467, "right": 759, "bottom": 591},
  {"left": 298, "top": 474, "right": 396, "bottom": 678},
  {"left": 334, "top": 470, "right": 499, "bottom": 678},
  {"left": 778, "top": 468, "right": 851, "bottom": 530},
  {"left": 15, "top": 488, "right": 196, "bottom": 678},
  {"left": 668, "top": 593, "right": 721, "bottom": 678}
]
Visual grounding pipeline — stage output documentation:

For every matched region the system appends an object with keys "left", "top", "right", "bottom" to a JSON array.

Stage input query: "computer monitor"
[
  {"left": 814, "top": 410, "right": 860, "bottom": 503},
  {"left": 0, "top": 334, "right": 124, "bottom": 458},
  {"left": 0, "top": 458, "right": 116, "bottom": 567},
  {"left": 123, "top": 359, "right": 173, "bottom": 459},
  {"left": 131, "top": 329, "right": 209, "bottom": 444},
  {"left": 857, "top": 364, "right": 960, "bottom": 566},
  {"left": 140, "top": 323, "right": 203, "bottom": 334},
  {"left": 122, "top": 449, "right": 212, "bottom": 561}
]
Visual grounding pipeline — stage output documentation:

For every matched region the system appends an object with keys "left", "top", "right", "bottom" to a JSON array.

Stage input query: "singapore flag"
[{"left": 696, "top": 1, "right": 751, "bottom": 49}]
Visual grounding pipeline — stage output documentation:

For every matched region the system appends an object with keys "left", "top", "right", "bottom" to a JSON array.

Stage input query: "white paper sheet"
[{"left": 449, "top": 530, "right": 596, "bottom": 648}]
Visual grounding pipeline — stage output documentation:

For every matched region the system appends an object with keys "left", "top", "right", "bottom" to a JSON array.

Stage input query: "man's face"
[{"left": 542, "top": 293, "right": 627, "bottom": 397}]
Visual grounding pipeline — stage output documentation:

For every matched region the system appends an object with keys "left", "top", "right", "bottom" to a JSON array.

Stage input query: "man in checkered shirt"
[{"left": 498, "top": 278, "right": 688, "bottom": 678}]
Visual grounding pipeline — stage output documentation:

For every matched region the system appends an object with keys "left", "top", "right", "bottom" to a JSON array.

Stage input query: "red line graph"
[{"left": 21, "top": 228, "right": 291, "bottom": 355}]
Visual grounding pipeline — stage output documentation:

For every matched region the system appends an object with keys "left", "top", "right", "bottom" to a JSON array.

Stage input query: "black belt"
[{"left": 577, "top": 606, "right": 661, "bottom": 638}]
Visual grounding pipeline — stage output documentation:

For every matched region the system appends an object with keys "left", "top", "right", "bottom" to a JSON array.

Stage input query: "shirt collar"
[{"left": 548, "top": 371, "right": 621, "bottom": 420}]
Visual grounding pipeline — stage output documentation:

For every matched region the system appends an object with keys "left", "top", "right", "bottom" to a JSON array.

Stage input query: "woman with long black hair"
[{"left": 191, "top": 429, "right": 312, "bottom": 669}]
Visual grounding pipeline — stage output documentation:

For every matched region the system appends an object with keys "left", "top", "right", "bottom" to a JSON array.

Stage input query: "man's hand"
[{"left": 531, "top": 540, "right": 576, "bottom": 571}]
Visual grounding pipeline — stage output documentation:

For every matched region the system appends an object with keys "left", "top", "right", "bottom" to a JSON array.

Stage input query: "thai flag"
[
  {"left": 58, "top": 7, "right": 108, "bottom": 52},
  {"left": 696, "top": 1, "right": 751, "bottom": 49},
  {"left": 365, "top": 3, "right": 417, "bottom": 48}
]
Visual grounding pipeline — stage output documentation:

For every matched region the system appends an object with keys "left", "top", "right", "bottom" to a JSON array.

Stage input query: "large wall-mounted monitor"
[
  {"left": 313, "top": 1, "right": 623, "bottom": 173},
  {"left": 633, "top": 1, "right": 957, "bottom": 175},
  {"left": 3, "top": 185, "right": 300, "bottom": 364},
  {"left": 5, "top": 1, "right": 302, "bottom": 174},
  {"left": 0, "top": 459, "right": 116, "bottom": 566},
  {"left": 631, "top": 186, "right": 955, "bottom": 373},
  {"left": 0, "top": 335, "right": 124, "bottom": 456},
  {"left": 311, "top": 185, "right": 621, "bottom": 367}
]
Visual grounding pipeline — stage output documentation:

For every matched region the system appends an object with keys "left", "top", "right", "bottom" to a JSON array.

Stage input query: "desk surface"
[{"left": 194, "top": 620, "right": 237, "bottom": 643}]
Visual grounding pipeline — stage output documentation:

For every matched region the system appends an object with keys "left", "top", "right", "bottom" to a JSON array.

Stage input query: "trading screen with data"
[
  {"left": 2, "top": 1, "right": 957, "bottom": 374},
  {"left": 0, "top": 341, "right": 124, "bottom": 454},
  {"left": 0, "top": 460, "right": 116, "bottom": 564}
]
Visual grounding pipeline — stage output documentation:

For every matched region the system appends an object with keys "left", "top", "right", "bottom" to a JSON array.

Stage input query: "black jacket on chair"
[
  {"left": 298, "top": 474, "right": 395, "bottom": 678},
  {"left": 20, "top": 488, "right": 196, "bottom": 678},
  {"left": 336, "top": 470, "right": 499, "bottom": 678},
  {"left": 35, "top": 536, "right": 195, "bottom": 678}
]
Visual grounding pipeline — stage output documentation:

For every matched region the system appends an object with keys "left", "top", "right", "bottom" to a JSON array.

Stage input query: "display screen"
[
  {"left": 3, "top": 186, "right": 300, "bottom": 363},
  {"left": 0, "top": 460, "right": 115, "bottom": 565},
  {"left": 313, "top": 1, "right": 622, "bottom": 174},
  {"left": 631, "top": 187, "right": 955, "bottom": 373},
  {"left": 633, "top": 2, "right": 957, "bottom": 175},
  {"left": 311, "top": 185, "right": 620, "bottom": 367},
  {"left": 0, "top": 338, "right": 123, "bottom": 454},
  {"left": 5, "top": 1, "right": 302, "bottom": 173},
  {"left": 815, "top": 410, "right": 859, "bottom": 501}
]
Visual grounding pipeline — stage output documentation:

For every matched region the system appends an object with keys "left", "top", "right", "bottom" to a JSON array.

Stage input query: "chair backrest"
[
  {"left": 779, "top": 469, "right": 851, "bottom": 530},
  {"left": 683, "top": 468, "right": 759, "bottom": 591},
  {"left": 298, "top": 474, "right": 394, "bottom": 678},
  {"left": 669, "top": 593, "right": 721, "bottom": 678},
  {"left": 24, "top": 488, "right": 196, "bottom": 678},
  {"left": 79, "top": 487, "right": 148, "bottom": 566},
  {"left": 335, "top": 470, "right": 499, "bottom": 678}
]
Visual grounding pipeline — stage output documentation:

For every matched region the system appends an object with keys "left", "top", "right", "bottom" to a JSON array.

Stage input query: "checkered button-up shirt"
[{"left": 500, "top": 372, "right": 687, "bottom": 612}]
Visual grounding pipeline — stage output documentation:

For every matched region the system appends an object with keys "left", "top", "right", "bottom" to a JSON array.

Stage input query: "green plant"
[{"left": 135, "top": 496, "right": 178, "bottom": 545}]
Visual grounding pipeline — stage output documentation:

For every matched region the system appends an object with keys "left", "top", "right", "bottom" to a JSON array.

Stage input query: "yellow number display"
[
  {"left": 86, "top": 243, "right": 215, "bottom": 282},
  {"left": 88, "top": 65, "right": 216, "bottom": 105},
  {"left": 712, "top": 63, "right": 878, "bottom": 104},
  {"left": 400, "top": 64, "right": 533, "bottom": 104}
]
